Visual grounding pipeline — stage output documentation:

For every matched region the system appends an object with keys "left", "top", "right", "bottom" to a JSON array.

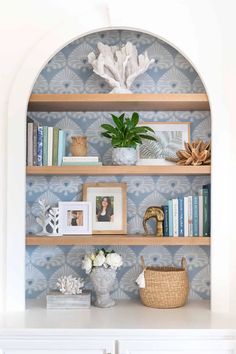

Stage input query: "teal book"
[
  {"left": 163, "top": 206, "right": 169, "bottom": 237},
  {"left": 203, "top": 188, "right": 209, "bottom": 236},
  {"left": 52, "top": 128, "right": 59, "bottom": 166},
  {"left": 58, "top": 130, "right": 65, "bottom": 166},
  {"left": 42, "top": 126, "right": 48, "bottom": 166},
  {"left": 203, "top": 184, "right": 211, "bottom": 236},
  {"left": 192, "top": 195, "right": 199, "bottom": 236},
  {"left": 178, "top": 197, "right": 184, "bottom": 236},
  {"left": 168, "top": 200, "right": 173, "bottom": 237},
  {"left": 62, "top": 161, "right": 102, "bottom": 166}
]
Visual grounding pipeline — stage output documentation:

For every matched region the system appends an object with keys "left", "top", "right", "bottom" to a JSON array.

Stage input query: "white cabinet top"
[{"left": 0, "top": 300, "right": 236, "bottom": 337}]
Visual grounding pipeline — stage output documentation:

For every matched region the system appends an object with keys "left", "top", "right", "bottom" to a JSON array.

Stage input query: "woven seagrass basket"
[{"left": 139, "top": 256, "right": 189, "bottom": 309}]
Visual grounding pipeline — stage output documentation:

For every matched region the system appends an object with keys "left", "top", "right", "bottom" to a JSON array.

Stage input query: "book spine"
[
  {"left": 203, "top": 184, "right": 211, "bottom": 236},
  {"left": 178, "top": 197, "right": 184, "bottom": 236},
  {"left": 192, "top": 195, "right": 199, "bottom": 236},
  {"left": 33, "top": 123, "right": 38, "bottom": 166},
  {"left": 188, "top": 196, "right": 193, "bottom": 236},
  {"left": 37, "top": 126, "right": 43, "bottom": 166},
  {"left": 52, "top": 128, "right": 59, "bottom": 166},
  {"left": 43, "top": 126, "right": 48, "bottom": 166},
  {"left": 172, "top": 199, "right": 179, "bottom": 237},
  {"left": 62, "top": 161, "right": 102, "bottom": 166},
  {"left": 163, "top": 206, "right": 169, "bottom": 237},
  {"left": 184, "top": 196, "right": 189, "bottom": 236},
  {"left": 168, "top": 200, "right": 173, "bottom": 237},
  {"left": 63, "top": 156, "right": 99, "bottom": 162},
  {"left": 27, "top": 122, "right": 33, "bottom": 166},
  {"left": 198, "top": 195, "right": 203, "bottom": 236},
  {"left": 58, "top": 130, "right": 65, "bottom": 166},
  {"left": 47, "top": 127, "right": 53, "bottom": 166},
  {"left": 203, "top": 187, "right": 209, "bottom": 236}
]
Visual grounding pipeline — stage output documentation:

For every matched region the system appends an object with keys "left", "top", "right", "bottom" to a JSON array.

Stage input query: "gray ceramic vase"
[
  {"left": 90, "top": 267, "right": 116, "bottom": 308},
  {"left": 112, "top": 147, "right": 137, "bottom": 165}
]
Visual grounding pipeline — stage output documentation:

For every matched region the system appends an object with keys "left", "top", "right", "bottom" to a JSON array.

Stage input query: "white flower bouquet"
[{"left": 82, "top": 248, "right": 123, "bottom": 274}]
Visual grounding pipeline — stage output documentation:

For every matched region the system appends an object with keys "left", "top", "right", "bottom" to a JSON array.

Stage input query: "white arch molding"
[{"left": 6, "top": 6, "right": 228, "bottom": 312}]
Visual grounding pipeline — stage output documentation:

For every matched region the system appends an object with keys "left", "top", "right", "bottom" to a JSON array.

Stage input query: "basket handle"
[
  {"left": 140, "top": 256, "right": 146, "bottom": 270},
  {"left": 181, "top": 257, "right": 187, "bottom": 270}
]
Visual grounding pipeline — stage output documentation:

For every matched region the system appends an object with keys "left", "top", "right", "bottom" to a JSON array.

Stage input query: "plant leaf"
[
  {"left": 111, "top": 114, "right": 124, "bottom": 130},
  {"left": 101, "top": 124, "right": 117, "bottom": 134},
  {"left": 139, "top": 134, "right": 157, "bottom": 141},
  {"left": 131, "top": 112, "right": 139, "bottom": 126}
]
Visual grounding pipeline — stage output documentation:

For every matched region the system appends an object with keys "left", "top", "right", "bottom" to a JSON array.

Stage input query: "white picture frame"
[
  {"left": 137, "top": 122, "right": 191, "bottom": 165},
  {"left": 58, "top": 201, "right": 92, "bottom": 235}
]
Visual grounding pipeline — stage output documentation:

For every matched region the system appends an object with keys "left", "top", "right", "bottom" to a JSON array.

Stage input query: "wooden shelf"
[
  {"left": 26, "top": 165, "right": 211, "bottom": 176},
  {"left": 28, "top": 93, "right": 210, "bottom": 111},
  {"left": 26, "top": 235, "right": 210, "bottom": 246}
]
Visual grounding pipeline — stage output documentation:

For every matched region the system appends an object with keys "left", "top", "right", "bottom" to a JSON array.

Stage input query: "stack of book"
[
  {"left": 162, "top": 184, "right": 211, "bottom": 237},
  {"left": 62, "top": 156, "right": 101, "bottom": 166},
  {"left": 27, "top": 121, "right": 66, "bottom": 166}
]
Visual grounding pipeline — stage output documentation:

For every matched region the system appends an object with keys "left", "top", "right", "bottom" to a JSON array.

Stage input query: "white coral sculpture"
[
  {"left": 57, "top": 275, "right": 84, "bottom": 295},
  {"left": 48, "top": 207, "right": 60, "bottom": 236},
  {"left": 36, "top": 199, "right": 51, "bottom": 235},
  {"left": 88, "top": 41, "right": 154, "bottom": 93}
]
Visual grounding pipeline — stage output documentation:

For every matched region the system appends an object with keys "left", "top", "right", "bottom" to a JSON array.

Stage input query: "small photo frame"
[
  {"left": 58, "top": 202, "right": 92, "bottom": 235},
  {"left": 137, "top": 122, "right": 191, "bottom": 165},
  {"left": 83, "top": 183, "right": 127, "bottom": 234}
]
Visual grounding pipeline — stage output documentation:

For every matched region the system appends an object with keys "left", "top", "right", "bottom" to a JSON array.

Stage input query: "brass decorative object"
[
  {"left": 70, "top": 136, "right": 87, "bottom": 156},
  {"left": 166, "top": 140, "right": 211, "bottom": 166},
  {"left": 143, "top": 206, "right": 164, "bottom": 237}
]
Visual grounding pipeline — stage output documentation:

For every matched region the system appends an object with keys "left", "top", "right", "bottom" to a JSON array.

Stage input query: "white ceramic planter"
[{"left": 112, "top": 147, "right": 137, "bottom": 165}]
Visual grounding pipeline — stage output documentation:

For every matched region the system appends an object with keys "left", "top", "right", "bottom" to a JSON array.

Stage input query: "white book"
[
  {"left": 188, "top": 196, "right": 193, "bottom": 236},
  {"left": 27, "top": 122, "right": 33, "bottom": 166},
  {"left": 184, "top": 196, "right": 189, "bottom": 236},
  {"left": 63, "top": 156, "right": 99, "bottom": 162},
  {"left": 198, "top": 195, "right": 203, "bottom": 236},
  {"left": 47, "top": 127, "right": 53, "bottom": 166},
  {"left": 172, "top": 198, "right": 179, "bottom": 237}
]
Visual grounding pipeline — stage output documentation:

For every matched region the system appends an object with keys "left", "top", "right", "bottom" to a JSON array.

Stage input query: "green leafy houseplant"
[{"left": 101, "top": 112, "right": 156, "bottom": 148}]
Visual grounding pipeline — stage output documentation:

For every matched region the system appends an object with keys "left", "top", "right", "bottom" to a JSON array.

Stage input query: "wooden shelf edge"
[
  {"left": 26, "top": 165, "right": 211, "bottom": 176},
  {"left": 26, "top": 235, "right": 211, "bottom": 246},
  {"left": 28, "top": 93, "right": 210, "bottom": 111}
]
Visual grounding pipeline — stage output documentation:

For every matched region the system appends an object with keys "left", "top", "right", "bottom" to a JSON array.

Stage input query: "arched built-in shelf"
[
  {"left": 28, "top": 93, "right": 210, "bottom": 111},
  {"left": 26, "top": 165, "right": 211, "bottom": 176},
  {"left": 26, "top": 235, "right": 211, "bottom": 246}
]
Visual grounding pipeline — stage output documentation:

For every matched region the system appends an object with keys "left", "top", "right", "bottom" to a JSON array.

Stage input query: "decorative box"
[{"left": 46, "top": 290, "right": 91, "bottom": 309}]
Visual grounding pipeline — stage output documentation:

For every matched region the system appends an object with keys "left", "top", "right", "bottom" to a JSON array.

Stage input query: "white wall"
[{"left": 1, "top": 0, "right": 236, "bottom": 313}]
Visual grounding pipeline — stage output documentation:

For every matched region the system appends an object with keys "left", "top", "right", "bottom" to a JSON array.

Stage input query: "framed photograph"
[
  {"left": 137, "top": 122, "right": 191, "bottom": 165},
  {"left": 58, "top": 202, "right": 92, "bottom": 235},
  {"left": 83, "top": 183, "right": 127, "bottom": 234}
]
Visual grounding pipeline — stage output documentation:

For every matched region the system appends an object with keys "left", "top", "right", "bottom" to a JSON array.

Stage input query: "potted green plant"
[{"left": 101, "top": 112, "right": 156, "bottom": 165}]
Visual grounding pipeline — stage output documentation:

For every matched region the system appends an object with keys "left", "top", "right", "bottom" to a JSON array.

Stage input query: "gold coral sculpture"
[{"left": 168, "top": 140, "right": 211, "bottom": 166}]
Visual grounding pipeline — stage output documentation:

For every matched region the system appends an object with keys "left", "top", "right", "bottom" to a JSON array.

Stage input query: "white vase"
[
  {"left": 112, "top": 147, "right": 137, "bottom": 165},
  {"left": 90, "top": 267, "right": 116, "bottom": 308}
]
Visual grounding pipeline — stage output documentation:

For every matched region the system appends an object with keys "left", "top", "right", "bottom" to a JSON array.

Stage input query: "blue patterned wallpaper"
[{"left": 26, "top": 30, "right": 211, "bottom": 301}]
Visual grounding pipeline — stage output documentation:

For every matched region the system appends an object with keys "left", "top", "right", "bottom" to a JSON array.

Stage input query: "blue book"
[
  {"left": 37, "top": 126, "right": 43, "bottom": 166},
  {"left": 163, "top": 206, "right": 169, "bottom": 236},
  {"left": 58, "top": 130, "right": 66, "bottom": 166},
  {"left": 168, "top": 200, "right": 173, "bottom": 237},
  {"left": 178, "top": 197, "right": 184, "bottom": 236},
  {"left": 43, "top": 126, "right": 48, "bottom": 166},
  {"left": 192, "top": 195, "right": 199, "bottom": 236}
]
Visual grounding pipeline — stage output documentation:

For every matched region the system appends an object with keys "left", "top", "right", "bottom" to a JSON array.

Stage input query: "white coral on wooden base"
[
  {"left": 56, "top": 275, "right": 84, "bottom": 295},
  {"left": 88, "top": 41, "right": 154, "bottom": 93}
]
